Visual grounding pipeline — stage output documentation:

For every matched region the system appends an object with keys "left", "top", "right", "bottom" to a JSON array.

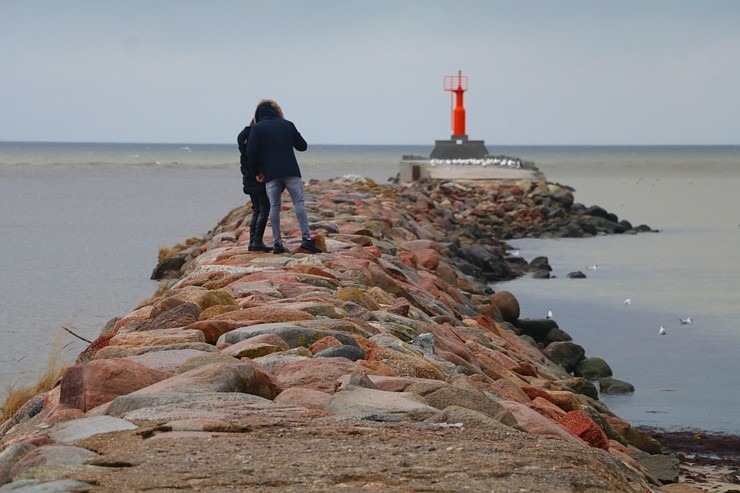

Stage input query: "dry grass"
[
  {"left": 157, "top": 237, "right": 200, "bottom": 262},
  {"left": 1, "top": 329, "right": 70, "bottom": 422}
]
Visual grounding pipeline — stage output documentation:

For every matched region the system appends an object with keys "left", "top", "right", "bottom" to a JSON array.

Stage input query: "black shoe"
[
  {"left": 300, "top": 238, "right": 322, "bottom": 254},
  {"left": 273, "top": 244, "right": 287, "bottom": 254},
  {"left": 249, "top": 241, "right": 272, "bottom": 252}
]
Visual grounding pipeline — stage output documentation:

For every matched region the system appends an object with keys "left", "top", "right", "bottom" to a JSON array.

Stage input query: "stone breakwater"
[{"left": 0, "top": 177, "right": 690, "bottom": 493}]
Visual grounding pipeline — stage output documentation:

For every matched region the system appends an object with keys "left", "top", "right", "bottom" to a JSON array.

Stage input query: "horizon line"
[{"left": 2, "top": 140, "right": 739, "bottom": 147}]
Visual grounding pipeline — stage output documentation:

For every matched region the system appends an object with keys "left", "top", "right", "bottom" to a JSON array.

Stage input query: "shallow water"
[
  {"left": 496, "top": 168, "right": 740, "bottom": 433},
  {"left": 0, "top": 165, "right": 245, "bottom": 384}
]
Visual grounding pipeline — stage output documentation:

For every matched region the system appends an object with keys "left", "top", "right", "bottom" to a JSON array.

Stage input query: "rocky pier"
[{"left": 2, "top": 176, "right": 700, "bottom": 492}]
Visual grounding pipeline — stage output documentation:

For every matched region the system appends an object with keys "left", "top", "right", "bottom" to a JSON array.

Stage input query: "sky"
[{"left": 1, "top": 0, "right": 738, "bottom": 145}]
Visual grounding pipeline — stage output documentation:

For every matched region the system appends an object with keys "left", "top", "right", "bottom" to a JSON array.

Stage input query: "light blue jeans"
[{"left": 265, "top": 176, "right": 312, "bottom": 245}]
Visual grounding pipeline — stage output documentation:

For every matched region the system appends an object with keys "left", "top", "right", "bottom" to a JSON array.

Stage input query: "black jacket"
[
  {"left": 245, "top": 102, "right": 307, "bottom": 183},
  {"left": 237, "top": 126, "right": 265, "bottom": 194}
]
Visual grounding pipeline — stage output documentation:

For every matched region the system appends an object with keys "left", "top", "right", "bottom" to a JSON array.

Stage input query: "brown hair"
[{"left": 251, "top": 99, "right": 284, "bottom": 125}]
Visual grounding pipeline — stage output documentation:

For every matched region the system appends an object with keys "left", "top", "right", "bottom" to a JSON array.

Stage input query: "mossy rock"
[
  {"left": 599, "top": 377, "right": 634, "bottom": 395},
  {"left": 575, "top": 357, "right": 613, "bottom": 379},
  {"left": 334, "top": 286, "right": 380, "bottom": 311}
]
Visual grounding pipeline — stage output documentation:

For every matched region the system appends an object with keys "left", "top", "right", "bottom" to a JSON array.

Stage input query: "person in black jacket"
[
  {"left": 246, "top": 99, "right": 321, "bottom": 254},
  {"left": 237, "top": 119, "right": 271, "bottom": 252}
]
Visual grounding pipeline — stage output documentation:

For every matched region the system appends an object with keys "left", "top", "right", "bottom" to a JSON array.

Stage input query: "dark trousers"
[{"left": 248, "top": 189, "right": 270, "bottom": 234}]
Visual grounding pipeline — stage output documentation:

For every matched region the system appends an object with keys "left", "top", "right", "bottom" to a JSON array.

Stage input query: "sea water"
[
  {"left": 1, "top": 142, "right": 738, "bottom": 433},
  {"left": 494, "top": 147, "right": 740, "bottom": 434}
]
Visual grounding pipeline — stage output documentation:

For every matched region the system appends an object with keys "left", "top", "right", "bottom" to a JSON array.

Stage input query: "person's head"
[{"left": 252, "top": 99, "right": 284, "bottom": 124}]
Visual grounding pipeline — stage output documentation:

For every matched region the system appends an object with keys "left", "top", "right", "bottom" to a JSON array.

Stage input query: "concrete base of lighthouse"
[{"left": 430, "top": 135, "right": 489, "bottom": 159}]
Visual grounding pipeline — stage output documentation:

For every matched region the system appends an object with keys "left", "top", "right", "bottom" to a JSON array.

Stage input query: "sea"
[{"left": 1, "top": 142, "right": 738, "bottom": 434}]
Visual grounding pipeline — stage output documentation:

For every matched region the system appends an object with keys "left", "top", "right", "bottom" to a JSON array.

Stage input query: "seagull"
[
  {"left": 679, "top": 317, "right": 693, "bottom": 325},
  {"left": 658, "top": 326, "right": 667, "bottom": 335},
  {"left": 546, "top": 309, "right": 553, "bottom": 320},
  {"left": 510, "top": 250, "right": 520, "bottom": 256},
  {"left": 624, "top": 298, "right": 631, "bottom": 305},
  {"left": 587, "top": 264, "right": 598, "bottom": 271}
]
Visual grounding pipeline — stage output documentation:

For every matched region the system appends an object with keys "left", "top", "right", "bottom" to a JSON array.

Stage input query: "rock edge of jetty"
[{"left": 3, "top": 176, "right": 697, "bottom": 493}]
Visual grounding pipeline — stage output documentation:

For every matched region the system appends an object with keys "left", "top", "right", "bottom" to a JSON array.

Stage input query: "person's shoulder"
[
  {"left": 282, "top": 119, "right": 299, "bottom": 129},
  {"left": 249, "top": 122, "right": 266, "bottom": 133}
]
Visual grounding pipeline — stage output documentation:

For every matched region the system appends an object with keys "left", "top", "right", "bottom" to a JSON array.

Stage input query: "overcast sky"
[{"left": 1, "top": 1, "right": 738, "bottom": 145}]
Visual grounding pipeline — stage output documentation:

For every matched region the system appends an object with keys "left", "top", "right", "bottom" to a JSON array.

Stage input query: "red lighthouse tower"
[
  {"left": 445, "top": 70, "right": 467, "bottom": 137},
  {"left": 430, "top": 70, "right": 489, "bottom": 159}
]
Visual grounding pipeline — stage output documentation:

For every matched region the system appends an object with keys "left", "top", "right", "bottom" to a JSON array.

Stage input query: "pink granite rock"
[
  {"left": 365, "top": 347, "right": 446, "bottom": 380},
  {"left": 109, "top": 328, "right": 206, "bottom": 347},
  {"left": 424, "top": 323, "right": 480, "bottom": 366},
  {"left": 335, "top": 374, "right": 447, "bottom": 393},
  {"left": 400, "top": 239, "right": 438, "bottom": 252},
  {"left": 222, "top": 333, "right": 290, "bottom": 359},
  {"left": 289, "top": 263, "right": 340, "bottom": 280},
  {"left": 10, "top": 445, "right": 98, "bottom": 478},
  {"left": 169, "top": 286, "right": 238, "bottom": 312},
  {"left": 308, "top": 335, "right": 342, "bottom": 354},
  {"left": 182, "top": 320, "right": 245, "bottom": 344},
  {"left": 545, "top": 390, "right": 581, "bottom": 412},
  {"left": 134, "top": 302, "right": 201, "bottom": 332},
  {"left": 75, "top": 332, "right": 117, "bottom": 364},
  {"left": 113, "top": 305, "right": 155, "bottom": 332},
  {"left": 416, "top": 249, "right": 440, "bottom": 270},
  {"left": 228, "top": 279, "right": 283, "bottom": 299},
  {"left": 273, "top": 387, "right": 332, "bottom": 410},
  {"left": 59, "top": 359, "right": 173, "bottom": 412},
  {"left": 326, "top": 386, "right": 438, "bottom": 420},
  {"left": 275, "top": 358, "right": 360, "bottom": 394},
  {"left": 559, "top": 410, "right": 609, "bottom": 450},
  {"left": 133, "top": 362, "right": 282, "bottom": 400},
  {"left": 45, "top": 407, "right": 86, "bottom": 425},
  {"left": 522, "top": 386, "right": 580, "bottom": 412},
  {"left": 490, "top": 291, "right": 520, "bottom": 323},
  {"left": 529, "top": 396, "right": 567, "bottom": 422},
  {"left": 521, "top": 385, "right": 553, "bottom": 402},
  {"left": 212, "top": 306, "right": 315, "bottom": 323},
  {"left": 238, "top": 358, "right": 285, "bottom": 395},
  {"left": 499, "top": 400, "right": 583, "bottom": 445},
  {"left": 333, "top": 286, "right": 381, "bottom": 311},
  {"left": 485, "top": 378, "right": 532, "bottom": 405},
  {"left": 122, "top": 349, "right": 210, "bottom": 373}
]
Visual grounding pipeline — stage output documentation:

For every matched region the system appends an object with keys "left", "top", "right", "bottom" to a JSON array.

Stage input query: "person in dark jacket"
[
  {"left": 237, "top": 119, "right": 271, "bottom": 252},
  {"left": 246, "top": 99, "right": 321, "bottom": 254}
]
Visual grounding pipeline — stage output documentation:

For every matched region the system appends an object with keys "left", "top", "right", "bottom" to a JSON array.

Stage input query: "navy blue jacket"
[
  {"left": 245, "top": 102, "right": 307, "bottom": 183},
  {"left": 237, "top": 126, "right": 265, "bottom": 194}
]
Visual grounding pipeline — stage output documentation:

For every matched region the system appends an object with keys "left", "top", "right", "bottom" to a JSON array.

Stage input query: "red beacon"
[
  {"left": 430, "top": 70, "right": 489, "bottom": 159},
  {"left": 444, "top": 70, "right": 468, "bottom": 137}
]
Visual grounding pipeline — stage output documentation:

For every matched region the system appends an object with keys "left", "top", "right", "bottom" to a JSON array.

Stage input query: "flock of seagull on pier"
[{"left": 429, "top": 156, "right": 524, "bottom": 168}]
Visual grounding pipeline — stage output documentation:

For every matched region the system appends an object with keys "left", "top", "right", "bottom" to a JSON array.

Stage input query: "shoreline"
[
  {"left": 641, "top": 428, "right": 740, "bottom": 492},
  {"left": 0, "top": 175, "right": 723, "bottom": 492}
]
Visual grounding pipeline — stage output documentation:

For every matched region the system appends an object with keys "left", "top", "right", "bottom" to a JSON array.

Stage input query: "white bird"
[
  {"left": 679, "top": 317, "right": 693, "bottom": 325},
  {"left": 658, "top": 326, "right": 667, "bottom": 335},
  {"left": 624, "top": 298, "right": 631, "bottom": 305},
  {"left": 587, "top": 264, "right": 598, "bottom": 270},
  {"left": 511, "top": 250, "right": 520, "bottom": 256},
  {"left": 546, "top": 309, "right": 553, "bottom": 320}
]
